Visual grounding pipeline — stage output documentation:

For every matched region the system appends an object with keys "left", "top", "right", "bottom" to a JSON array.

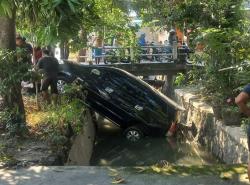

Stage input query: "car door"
[
  {"left": 109, "top": 69, "right": 170, "bottom": 127},
  {"left": 82, "top": 67, "right": 131, "bottom": 126},
  {"left": 105, "top": 69, "right": 161, "bottom": 126},
  {"left": 99, "top": 69, "right": 139, "bottom": 125}
]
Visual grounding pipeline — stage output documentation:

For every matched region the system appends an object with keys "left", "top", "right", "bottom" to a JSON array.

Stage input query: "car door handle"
[
  {"left": 105, "top": 87, "right": 114, "bottom": 94},
  {"left": 98, "top": 90, "right": 110, "bottom": 100},
  {"left": 135, "top": 105, "right": 143, "bottom": 111},
  {"left": 91, "top": 69, "right": 101, "bottom": 76}
]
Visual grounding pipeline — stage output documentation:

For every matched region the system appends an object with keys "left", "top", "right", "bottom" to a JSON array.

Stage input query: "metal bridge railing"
[{"left": 84, "top": 42, "right": 190, "bottom": 64}]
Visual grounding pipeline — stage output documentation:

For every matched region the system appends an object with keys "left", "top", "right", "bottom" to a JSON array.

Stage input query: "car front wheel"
[
  {"left": 57, "top": 76, "right": 72, "bottom": 94},
  {"left": 124, "top": 126, "right": 144, "bottom": 142}
]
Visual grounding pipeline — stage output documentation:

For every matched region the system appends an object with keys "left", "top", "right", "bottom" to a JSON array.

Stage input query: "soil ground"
[{"left": 0, "top": 96, "right": 59, "bottom": 169}]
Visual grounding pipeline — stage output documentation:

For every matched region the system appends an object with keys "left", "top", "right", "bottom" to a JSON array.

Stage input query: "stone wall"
[
  {"left": 175, "top": 88, "right": 248, "bottom": 164},
  {"left": 67, "top": 110, "right": 96, "bottom": 166}
]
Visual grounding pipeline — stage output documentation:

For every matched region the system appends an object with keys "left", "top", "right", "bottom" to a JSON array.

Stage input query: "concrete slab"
[{"left": 0, "top": 166, "right": 248, "bottom": 185}]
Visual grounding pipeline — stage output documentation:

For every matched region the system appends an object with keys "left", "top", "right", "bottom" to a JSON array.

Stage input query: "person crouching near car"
[
  {"left": 36, "top": 49, "right": 59, "bottom": 105},
  {"left": 235, "top": 84, "right": 250, "bottom": 181}
]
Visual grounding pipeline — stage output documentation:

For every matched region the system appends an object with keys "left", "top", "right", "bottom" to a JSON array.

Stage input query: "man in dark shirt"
[
  {"left": 16, "top": 35, "right": 32, "bottom": 65},
  {"left": 235, "top": 84, "right": 250, "bottom": 181},
  {"left": 22, "top": 37, "right": 33, "bottom": 55},
  {"left": 36, "top": 49, "right": 59, "bottom": 104}
]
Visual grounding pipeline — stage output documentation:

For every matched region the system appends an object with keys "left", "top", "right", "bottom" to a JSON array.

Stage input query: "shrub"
[
  {"left": 42, "top": 83, "right": 86, "bottom": 151},
  {"left": 0, "top": 50, "right": 31, "bottom": 136}
]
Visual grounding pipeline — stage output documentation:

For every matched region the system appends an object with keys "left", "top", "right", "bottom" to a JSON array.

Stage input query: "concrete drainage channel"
[
  {"left": 90, "top": 118, "right": 217, "bottom": 166},
  {"left": 67, "top": 87, "right": 248, "bottom": 168},
  {"left": 69, "top": 88, "right": 248, "bottom": 167},
  {"left": 65, "top": 109, "right": 218, "bottom": 167}
]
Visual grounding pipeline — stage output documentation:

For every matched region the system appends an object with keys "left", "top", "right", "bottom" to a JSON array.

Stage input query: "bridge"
[
  {"left": 89, "top": 44, "right": 200, "bottom": 97},
  {"left": 99, "top": 62, "right": 194, "bottom": 76}
]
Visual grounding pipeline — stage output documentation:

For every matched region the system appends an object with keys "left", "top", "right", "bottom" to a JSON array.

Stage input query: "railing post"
[
  {"left": 162, "top": 73, "right": 174, "bottom": 98},
  {"left": 172, "top": 41, "right": 178, "bottom": 61}
]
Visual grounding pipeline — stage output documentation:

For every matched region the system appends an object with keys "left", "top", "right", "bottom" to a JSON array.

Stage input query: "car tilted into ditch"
[{"left": 57, "top": 62, "right": 185, "bottom": 142}]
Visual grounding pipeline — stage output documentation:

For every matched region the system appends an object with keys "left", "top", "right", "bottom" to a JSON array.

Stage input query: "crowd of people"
[
  {"left": 137, "top": 32, "right": 190, "bottom": 62},
  {"left": 88, "top": 31, "right": 191, "bottom": 65}
]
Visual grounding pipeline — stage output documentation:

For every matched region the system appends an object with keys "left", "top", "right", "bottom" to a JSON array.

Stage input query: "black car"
[{"left": 58, "top": 62, "right": 184, "bottom": 142}]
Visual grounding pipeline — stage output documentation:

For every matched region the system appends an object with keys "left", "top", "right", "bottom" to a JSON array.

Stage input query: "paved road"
[{"left": 0, "top": 166, "right": 248, "bottom": 185}]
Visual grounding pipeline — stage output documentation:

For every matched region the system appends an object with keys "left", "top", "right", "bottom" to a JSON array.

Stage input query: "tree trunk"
[
  {"left": 0, "top": 16, "right": 16, "bottom": 50},
  {"left": 0, "top": 13, "right": 26, "bottom": 132}
]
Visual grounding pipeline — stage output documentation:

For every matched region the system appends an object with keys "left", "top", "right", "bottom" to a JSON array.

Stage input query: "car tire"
[
  {"left": 57, "top": 75, "right": 72, "bottom": 94},
  {"left": 124, "top": 126, "right": 144, "bottom": 142}
]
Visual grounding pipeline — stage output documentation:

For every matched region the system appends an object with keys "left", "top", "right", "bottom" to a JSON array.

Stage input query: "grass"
[
  {"left": 23, "top": 96, "right": 52, "bottom": 137},
  {"left": 24, "top": 96, "right": 45, "bottom": 126},
  {"left": 0, "top": 142, "right": 17, "bottom": 166}
]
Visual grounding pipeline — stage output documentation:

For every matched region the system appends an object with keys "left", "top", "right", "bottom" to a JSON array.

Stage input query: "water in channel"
[{"left": 90, "top": 119, "right": 218, "bottom": 166}]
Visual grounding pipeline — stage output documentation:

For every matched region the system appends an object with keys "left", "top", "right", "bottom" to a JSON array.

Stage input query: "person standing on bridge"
[
  {"left": 93, "top": 47, "right": 102, "bottom": 65},
  {"left": 138, "top": 33, "right": 146, "bottom": 47},
  {"left": 235, "top": 84, "right": 250, "bottom": 181},
  {"left": 93, "top": 37, "right": 103, "bottom": 65}
]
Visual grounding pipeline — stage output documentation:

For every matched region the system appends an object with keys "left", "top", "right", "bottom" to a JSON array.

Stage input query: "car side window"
[{"left": 107, "top": 72, "right": 141, "bottom": 96}]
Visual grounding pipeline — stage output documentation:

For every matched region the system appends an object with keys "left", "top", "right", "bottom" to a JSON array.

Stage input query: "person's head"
[
  {"left": 141, "top": 33, "right": 145, "bottom": 38},
  {"left": 16, "top": 35, "right": 23, "bottom": 46},
  {"left": 169, "top": 29, "right": 176, "bottom": 35},
  {"left": 42, "top": 49, "right": 50, "bottom": 56}
]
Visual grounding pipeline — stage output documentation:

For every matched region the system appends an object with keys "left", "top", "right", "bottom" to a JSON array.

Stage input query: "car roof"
[
  {"left": 111, "top": 67, "right": 185, "bottom": 111},
  {"left": 61, "top": 61, "right": 185, "bottom": 111}
]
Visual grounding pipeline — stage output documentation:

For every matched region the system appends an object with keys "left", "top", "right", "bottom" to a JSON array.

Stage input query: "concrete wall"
[
  {"left": 67, "top": 110, "right": 96, "bottom": 166},
  {"left": 175, "top": 88, "right": 248, "bottom": 164}
]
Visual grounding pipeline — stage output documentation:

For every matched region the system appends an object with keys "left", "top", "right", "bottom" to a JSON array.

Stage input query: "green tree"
[
  {"left": 0, "top": 0, "right": 26, "bottom": 135},
  {"left": 0, "top": 0, "right": 90, "bottom": 134},
  {"left": 0, "top": 0, "right": 135, "bottom": 135},
  {"left": 133, "top": 0, "right": 248, "bottom": 94}
]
